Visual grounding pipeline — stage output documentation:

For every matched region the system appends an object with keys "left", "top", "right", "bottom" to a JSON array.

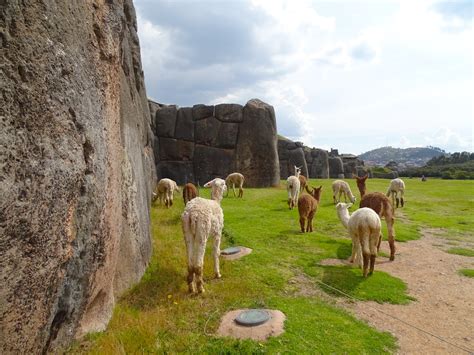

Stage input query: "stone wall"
[
  {"left": 0, "top": 1, "right": 155, "bottom": 353},
  {"left": 151, "top": 99, "right": 280, "bottom": 187},
  {"left": 278, "top": 137, "right": 367, "bottom": 179}
]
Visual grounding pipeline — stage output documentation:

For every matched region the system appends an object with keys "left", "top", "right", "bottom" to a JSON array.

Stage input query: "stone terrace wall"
[
  {"left": 150, "top": 99, "right": 280, "bottom": 187},
  {"left": 278, "top": 137, "right": 367, "bottom": 179}
]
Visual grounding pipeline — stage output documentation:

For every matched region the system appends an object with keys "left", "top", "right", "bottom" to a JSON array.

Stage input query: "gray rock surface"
[
  {"left": 0, "top": 0, "right": 154, "bottom": 353},
  {"left": 215, "top": 104, "right": 243, "bottom": 122},
  {"left": 155, "top": 105, "right": 177, "bottom": 138},
  {"left": 328, "top": 156, "right": 345, "bottom": 178},
  {"left": 175, "top": 107, "right": 194, "bottom": 141},
  {"left": 194, "top": 145, "right": 235, "bottom": 184},
  {"left": 193, "top": 104, "right": 214, "bottom": 120},
  {"left": 234, "top": 99, "right": 280, "bottom": 187}
]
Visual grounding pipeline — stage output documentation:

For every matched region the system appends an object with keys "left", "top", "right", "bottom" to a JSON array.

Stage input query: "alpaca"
[
  {"left": 355, "top": 176, "right": 397, "bottom": 261},
  {"left": 183, "top": 183, "right": 198, "bottom": 205},
  {"left": 181, "top": 178, "right": 226, "bottom": 294},
  {"left": 298, "top": 175, "right": 307, "bottom": 193},
  {"left": 225, "top": 172, "right": 244, "bottom": 198},
  {"left": 387, "top": 178, "right": 405, "bottom": 208},
  {"left": 297, "top": 185, "right": 323, "bottom": 233},
  {"left": 287, "top": 166, "right": 301, "bottom": 209},
  {"left": 354, "top": 174, "right": 368, "bottom": 198},
  {"left": 332, "top": 180, "right": 356, "bottom": 204},
  {"left": 153, "top": 178, "right": 180, "bottom": 208},
  {"left": 204, "top": 178, "right": 227, "bottom": 202},
  {"left": 336, "top": 203, "right": 381, "bottom": 277}
]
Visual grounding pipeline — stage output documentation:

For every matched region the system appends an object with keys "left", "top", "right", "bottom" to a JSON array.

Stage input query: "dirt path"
[{"left": 322, "top": 229, "right": 474, "bottom": 354}]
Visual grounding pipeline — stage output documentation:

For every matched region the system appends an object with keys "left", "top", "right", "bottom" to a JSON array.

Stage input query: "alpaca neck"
[
  {"left": 212, "top": 189, "right": 224, "bottom": 204},
  {"left": 337, "top": 208, "right": 350, "bottom": 229}
]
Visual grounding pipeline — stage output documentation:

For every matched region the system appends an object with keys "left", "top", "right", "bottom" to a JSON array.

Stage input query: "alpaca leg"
[
  {"left": 377, "top": 232, "right": 382, "bottom": 252},
  {"left": 187, "top": 266, "right": 196, "bottom": 294},
  {"left": 396, "top": 196, "right": 400, "bottom": 208},
  {"left": 369, "top": 255, "right": 376, "bottom": 275},
  {"left": 195, "top": 267, "right": 205, "bottom": 294},
  {"left": 232, "top": 184, "right": 236, "bottom": 197},
  {"left": 386, "top": 218, "right": 396, "bottom": 261},
  {"left": 239, "top": 186, "right": 243, "bottom": 198},
  {"left": 213, "top": 235, "right": 222, "bottom": 279},
  {"left": 400, "top": 190, "right": 405, "bottom": 207},
  {"left": 307, "top": 211, "right": 315, "bottom": 232},
  {"left": 362, "top": 252, "right": 370, "bottom": 277},
  {"left": 299, "top": 217, "right": 306, "bottom": 233}
]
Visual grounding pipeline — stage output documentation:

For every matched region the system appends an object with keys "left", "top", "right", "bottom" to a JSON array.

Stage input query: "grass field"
[{"left": 71, "top": 178, "right": 473, "bottom": 354}]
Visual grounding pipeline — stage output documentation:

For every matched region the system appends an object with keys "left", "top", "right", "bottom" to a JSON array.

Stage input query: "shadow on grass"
[
  {"left": 320, "top": 265, "right": 364, "bottom": 296},
  {"left": 120, "top": 264, "right": 184, "bottom": 310}
]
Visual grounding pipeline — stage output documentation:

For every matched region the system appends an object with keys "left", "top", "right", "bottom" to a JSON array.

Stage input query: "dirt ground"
[{"left": 320, "top": 229, "right": 474, "bottom": 354}]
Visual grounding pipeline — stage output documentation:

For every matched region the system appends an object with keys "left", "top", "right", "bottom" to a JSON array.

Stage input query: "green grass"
[
  {"left": 459, "top": 269, "right": 474, "bottom": 278},
  {"left": 69, "top": 178, "right": 474, "bottom": 354},
  {"left": 447, "top": 248, "right": 474, "bottom": 257}
]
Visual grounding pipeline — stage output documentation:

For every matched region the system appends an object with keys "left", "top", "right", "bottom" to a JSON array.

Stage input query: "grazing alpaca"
[
  {"left": 297, "top": 185, "right": 323, "bottom": 233},
  {"left": 181, "top": 178, "right": 227, "bottom": 294},
  {"left": 153, "top": 178, "right": 180, "bottom": 208},
  {"left": 287, "top": 166, "right": 301, "bottom": 209},
  {"left": 298, "top": 175, "right": 307, "bottom": 193},
  {"left": 183, "top": 183, "right": 198, "bottom": 205},
  {"left": 355, "top": 176, "right": 397, "bottom": 261},
  {"left": 387, "top": 178, "right": 406, "bottom": 208},
  {"left": 336, "top": 203, "right": 381, "bottom": 277},
  {"left": 225, "top": 172, "right": 244, "bottom": 198},
  {"left": 332, "top": 180, "right": 356, "bottom": 204}
]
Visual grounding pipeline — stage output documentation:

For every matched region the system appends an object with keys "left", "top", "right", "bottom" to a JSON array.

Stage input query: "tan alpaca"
[
  {"left": 336, "top": 202, "right": 381, "bottom": 277},
  {"left": 355, "top": 175, "right": 396, "bottom": 261},
  {"left": 298, "top": 175, "right": 307, "bottom": 193},
  {"left": 225, "top": 172, "right": 244, "bottom": 198},
  {"left": 183, "top": 183, "right": 198, "bottom": 205},
  {"left": 297, "top": 185, "right": 323, "bottom": 233}
]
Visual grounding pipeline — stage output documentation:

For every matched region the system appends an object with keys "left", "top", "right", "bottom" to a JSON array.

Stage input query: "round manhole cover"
[
  {"left": 221, "top": 246, "right": 241, "bottom": 255},
  {"left": 234, "top": 309, "right": 271, "bottom": 327}
]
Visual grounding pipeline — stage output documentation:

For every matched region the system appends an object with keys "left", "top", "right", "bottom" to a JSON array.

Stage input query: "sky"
[{"left": 134, "top": 0, "right": 473, "bottom": 155}]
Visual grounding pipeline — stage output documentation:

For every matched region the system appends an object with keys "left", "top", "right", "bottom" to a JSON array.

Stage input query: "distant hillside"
[
  {"left": 359, "top": 146, "right": 445, "bottom": 167},
  {"left": 399, "top": 151, "right": 474, "bottom": 179}
]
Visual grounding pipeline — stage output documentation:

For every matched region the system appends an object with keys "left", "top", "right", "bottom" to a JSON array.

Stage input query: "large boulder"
[
  {"left": 157, "top": 161, "right": 195, "bottom": 185},
  {"left": 328, "top": 156, "right": 344, "bottom": 178},
  {"left": 194, "top": 116, "right": 221, "bottom": 146},
  {"left": 309, "top": 149, "right": 329, "bottom": 178},
  {"left": 215, "top": 104, "right": 243, "bottom": 123},
  {"left": 194, "top": 145, "right": 234, "bottom": 184},
  {"left": 155, "top": 105, "right": 177, "bottom": 138},
  {"left": 174, "top": 107, "right": 194, "bottom": 141},
  {"left": 234, "top": 99, "right": 280, "bottom": 187},
  {"left": 0, "top": 0, "right": 155, "bottom": 353}
]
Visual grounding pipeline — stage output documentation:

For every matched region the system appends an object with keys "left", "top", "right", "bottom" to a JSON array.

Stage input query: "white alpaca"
[
  {"left": 287, "top": 166, "right": 301, "bottom": 209},
  {"left": 153, "top": 178, "right": 180, "bottom": 208},
  {"left": 225, "top": 172, "right": 245, "bottom": 198},
  {"left": 332, "top": 180, "right": 356, "bottom": 204},
  {"left": 336, "top": 203, "right": 381, "bottom": 277},
  {"left": 387, "top": 178, "right": 405, "bottom": 208},
  {"left": 182, "top": 178, "right": 226, "bottom": 293}
]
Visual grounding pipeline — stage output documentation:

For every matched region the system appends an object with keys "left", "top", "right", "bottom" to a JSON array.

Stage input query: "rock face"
[
  {"left": 151, "top": 99, "right": 280, "bottom": 187},
  {"left": 0, "top": 1, "right": 155, "bottom": 353},
  {"left": 277, "top": 137, "right": 367, "bottom": 179}
]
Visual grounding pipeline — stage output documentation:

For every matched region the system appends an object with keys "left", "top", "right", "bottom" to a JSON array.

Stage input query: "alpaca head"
[
  {"left": 204, "top": 178, "right": 227, "bottom": 202},
  {"left": 309, "top": 185, "right": 323, "bottom": 201},
  {"left": 294, "top": 165, "right": 302, "bottom": 176},
  {"left": 354, "top": 174, "right": 368, "bottom": 196}
]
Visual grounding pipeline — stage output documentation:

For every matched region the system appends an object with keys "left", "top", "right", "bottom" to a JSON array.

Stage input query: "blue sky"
[{"left": 134, "top": 0, "right": 473, "bottom": 154}]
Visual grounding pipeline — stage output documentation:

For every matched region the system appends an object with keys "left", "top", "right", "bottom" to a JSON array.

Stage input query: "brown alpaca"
[
  {"left": 183, "top": 183, "right": 198, "bottom": 205},
  {"left": 298, "top": 175, "right": 307, "bottom": 193},
  {"left": 355, "top": 175, "right": 396, "bottom": 260},
  {"left": 297, "top": 185, "right": 323, "bottom": 233}
]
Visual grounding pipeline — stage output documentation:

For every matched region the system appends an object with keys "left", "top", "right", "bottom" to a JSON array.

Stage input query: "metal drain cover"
[
  {"left": 221, "top": 246, "right": 241, "bottom": 255},
  {"left": 234, "top": 309, "right": 271, "bottom": 327}
]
